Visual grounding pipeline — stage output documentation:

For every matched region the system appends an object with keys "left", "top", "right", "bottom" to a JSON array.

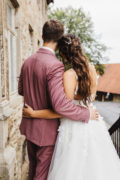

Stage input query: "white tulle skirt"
[{"left": 47, "top": 114, "right": 120, "bottom": 180}]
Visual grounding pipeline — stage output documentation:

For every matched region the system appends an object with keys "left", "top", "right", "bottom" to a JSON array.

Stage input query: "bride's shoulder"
[
  {"left": 63, "top": 69, "right": 77, "bottom": 100},
  {"left": 63, "top": 68, "right": 77, "bottom": 80},
  {"left": 88, "top": 63, "right": 97, "bottom": 77},
  {"left": 88, "top": 63, "right": 96, "bottom": 72}
]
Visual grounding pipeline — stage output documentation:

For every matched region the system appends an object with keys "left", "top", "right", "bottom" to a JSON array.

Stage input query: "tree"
[{"left": 48, "top": 6, "right": 107, "bottom": 75}]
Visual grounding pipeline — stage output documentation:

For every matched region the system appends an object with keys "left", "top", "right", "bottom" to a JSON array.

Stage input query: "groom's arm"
[{"left": 47, "top": 62, "right": 90, "bottom": 123}]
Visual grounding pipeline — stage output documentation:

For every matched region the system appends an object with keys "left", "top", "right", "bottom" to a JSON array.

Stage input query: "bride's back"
[{"left": 66, "top": 64, "right": 97, "bottom": 104}]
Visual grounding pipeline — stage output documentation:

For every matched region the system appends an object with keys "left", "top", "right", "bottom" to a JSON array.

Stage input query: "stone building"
[{"left": 0, "top": 0, "right": 53, "bottom": 179}]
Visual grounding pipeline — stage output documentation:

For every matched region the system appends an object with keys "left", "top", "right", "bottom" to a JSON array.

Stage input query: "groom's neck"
[{"left": 43, "top": 42, "right": 57, "bottom": 52}]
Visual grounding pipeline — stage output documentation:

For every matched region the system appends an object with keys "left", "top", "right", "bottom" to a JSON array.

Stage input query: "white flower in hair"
[{"left": 64, "top": 38, "right": 72, "bottom": 45}]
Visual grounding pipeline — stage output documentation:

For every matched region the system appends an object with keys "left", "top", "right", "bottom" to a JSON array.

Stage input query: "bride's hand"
[{"left": 23, "top": 104, "right": 35, "bottom": 118}]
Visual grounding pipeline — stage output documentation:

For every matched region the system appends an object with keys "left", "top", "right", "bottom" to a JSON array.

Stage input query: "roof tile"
[{"left": 97, "top": 64, "right": 120, "bottom": 94}]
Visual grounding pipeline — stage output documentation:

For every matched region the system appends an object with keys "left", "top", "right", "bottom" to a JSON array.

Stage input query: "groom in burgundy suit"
[{"left": 18, "top": 20, "right": 97, "bottom": 180}]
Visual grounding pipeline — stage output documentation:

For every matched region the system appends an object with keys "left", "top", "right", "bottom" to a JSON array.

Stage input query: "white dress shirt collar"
[{"left": 41, "top": 46, "right": 55, "bottom": 54}]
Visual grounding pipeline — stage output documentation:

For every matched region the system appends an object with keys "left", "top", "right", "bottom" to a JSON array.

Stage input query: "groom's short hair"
[{"left": 42, "top": 20, "right": 64, "bottom": 43}]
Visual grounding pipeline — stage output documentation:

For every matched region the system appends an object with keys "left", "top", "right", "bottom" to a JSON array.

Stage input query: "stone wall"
[{"left": 0, "top": 0, "right": 51, "bottom": 179}]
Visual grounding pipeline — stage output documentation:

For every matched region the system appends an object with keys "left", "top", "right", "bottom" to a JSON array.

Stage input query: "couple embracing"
[{"left": 18, "top": 20, "right": 120, "bottom": 180}]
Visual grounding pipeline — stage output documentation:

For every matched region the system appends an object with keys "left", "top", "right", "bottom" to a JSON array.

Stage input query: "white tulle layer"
[{"left": 47, "top": 113, "right": 120, "bottom": 180}]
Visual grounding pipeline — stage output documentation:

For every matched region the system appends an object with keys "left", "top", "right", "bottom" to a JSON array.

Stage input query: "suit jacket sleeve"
[
  {"left": 18, "top": 64, "right": 24, "bottom": 96},
  {"left": 47, "top": 62, "right": 90, "bottom": 123}
]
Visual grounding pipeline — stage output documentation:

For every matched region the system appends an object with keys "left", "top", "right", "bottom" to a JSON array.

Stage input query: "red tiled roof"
[{"left": 97, "top": 64, "right": 120, "bottom": 94}]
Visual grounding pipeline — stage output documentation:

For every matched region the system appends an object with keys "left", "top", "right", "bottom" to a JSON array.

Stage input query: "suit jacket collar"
[{"left": 37, "top": 48, "right": 56, "bottom": 57}]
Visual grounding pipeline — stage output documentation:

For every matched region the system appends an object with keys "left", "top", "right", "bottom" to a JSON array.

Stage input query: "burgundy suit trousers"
[{"left": 27, "top": 140, "right": 54, "bottom": 180}]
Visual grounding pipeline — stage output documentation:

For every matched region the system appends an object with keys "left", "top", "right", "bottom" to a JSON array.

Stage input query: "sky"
[{"left": 50, "top": 0, "right": 120, "bottom": 63}]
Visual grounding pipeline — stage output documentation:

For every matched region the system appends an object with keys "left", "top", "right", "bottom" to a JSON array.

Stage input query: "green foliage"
[
  {"left": 48, "top": 6, "right": 108, "bottom": 74},
  {"left": 95, "top": 63, "right": 105, "bottom": 75}
]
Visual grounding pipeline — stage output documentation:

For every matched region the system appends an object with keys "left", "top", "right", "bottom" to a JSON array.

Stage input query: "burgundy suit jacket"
[{"left": 18, "top": 48, "right": 90, "bottom": 146}]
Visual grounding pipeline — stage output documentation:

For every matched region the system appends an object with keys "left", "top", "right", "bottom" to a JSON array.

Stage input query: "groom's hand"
[{"left": 89, "top": 106, "right": 99, "bottom": 120}]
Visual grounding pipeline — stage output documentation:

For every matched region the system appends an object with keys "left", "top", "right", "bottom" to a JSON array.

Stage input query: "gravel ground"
[{"left": 94, "top": 101, "right": 120, "bottom": 127}]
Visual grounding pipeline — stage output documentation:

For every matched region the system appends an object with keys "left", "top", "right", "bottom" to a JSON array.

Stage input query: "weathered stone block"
[{"left": 0, "top": 146, "right": 16, "bottom": 180}]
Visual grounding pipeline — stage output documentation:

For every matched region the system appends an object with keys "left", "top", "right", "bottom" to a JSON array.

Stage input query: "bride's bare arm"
[
  {"left": 89, "top": 64, "right": 97, "bottom": 102},
  {"left": 23, "top": 69, "right": 77, "bottom": 119}
]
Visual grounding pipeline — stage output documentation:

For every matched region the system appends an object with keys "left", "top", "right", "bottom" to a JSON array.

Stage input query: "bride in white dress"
[{"left": 23, "top": 34, "right": 120, "bottom": 180}]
